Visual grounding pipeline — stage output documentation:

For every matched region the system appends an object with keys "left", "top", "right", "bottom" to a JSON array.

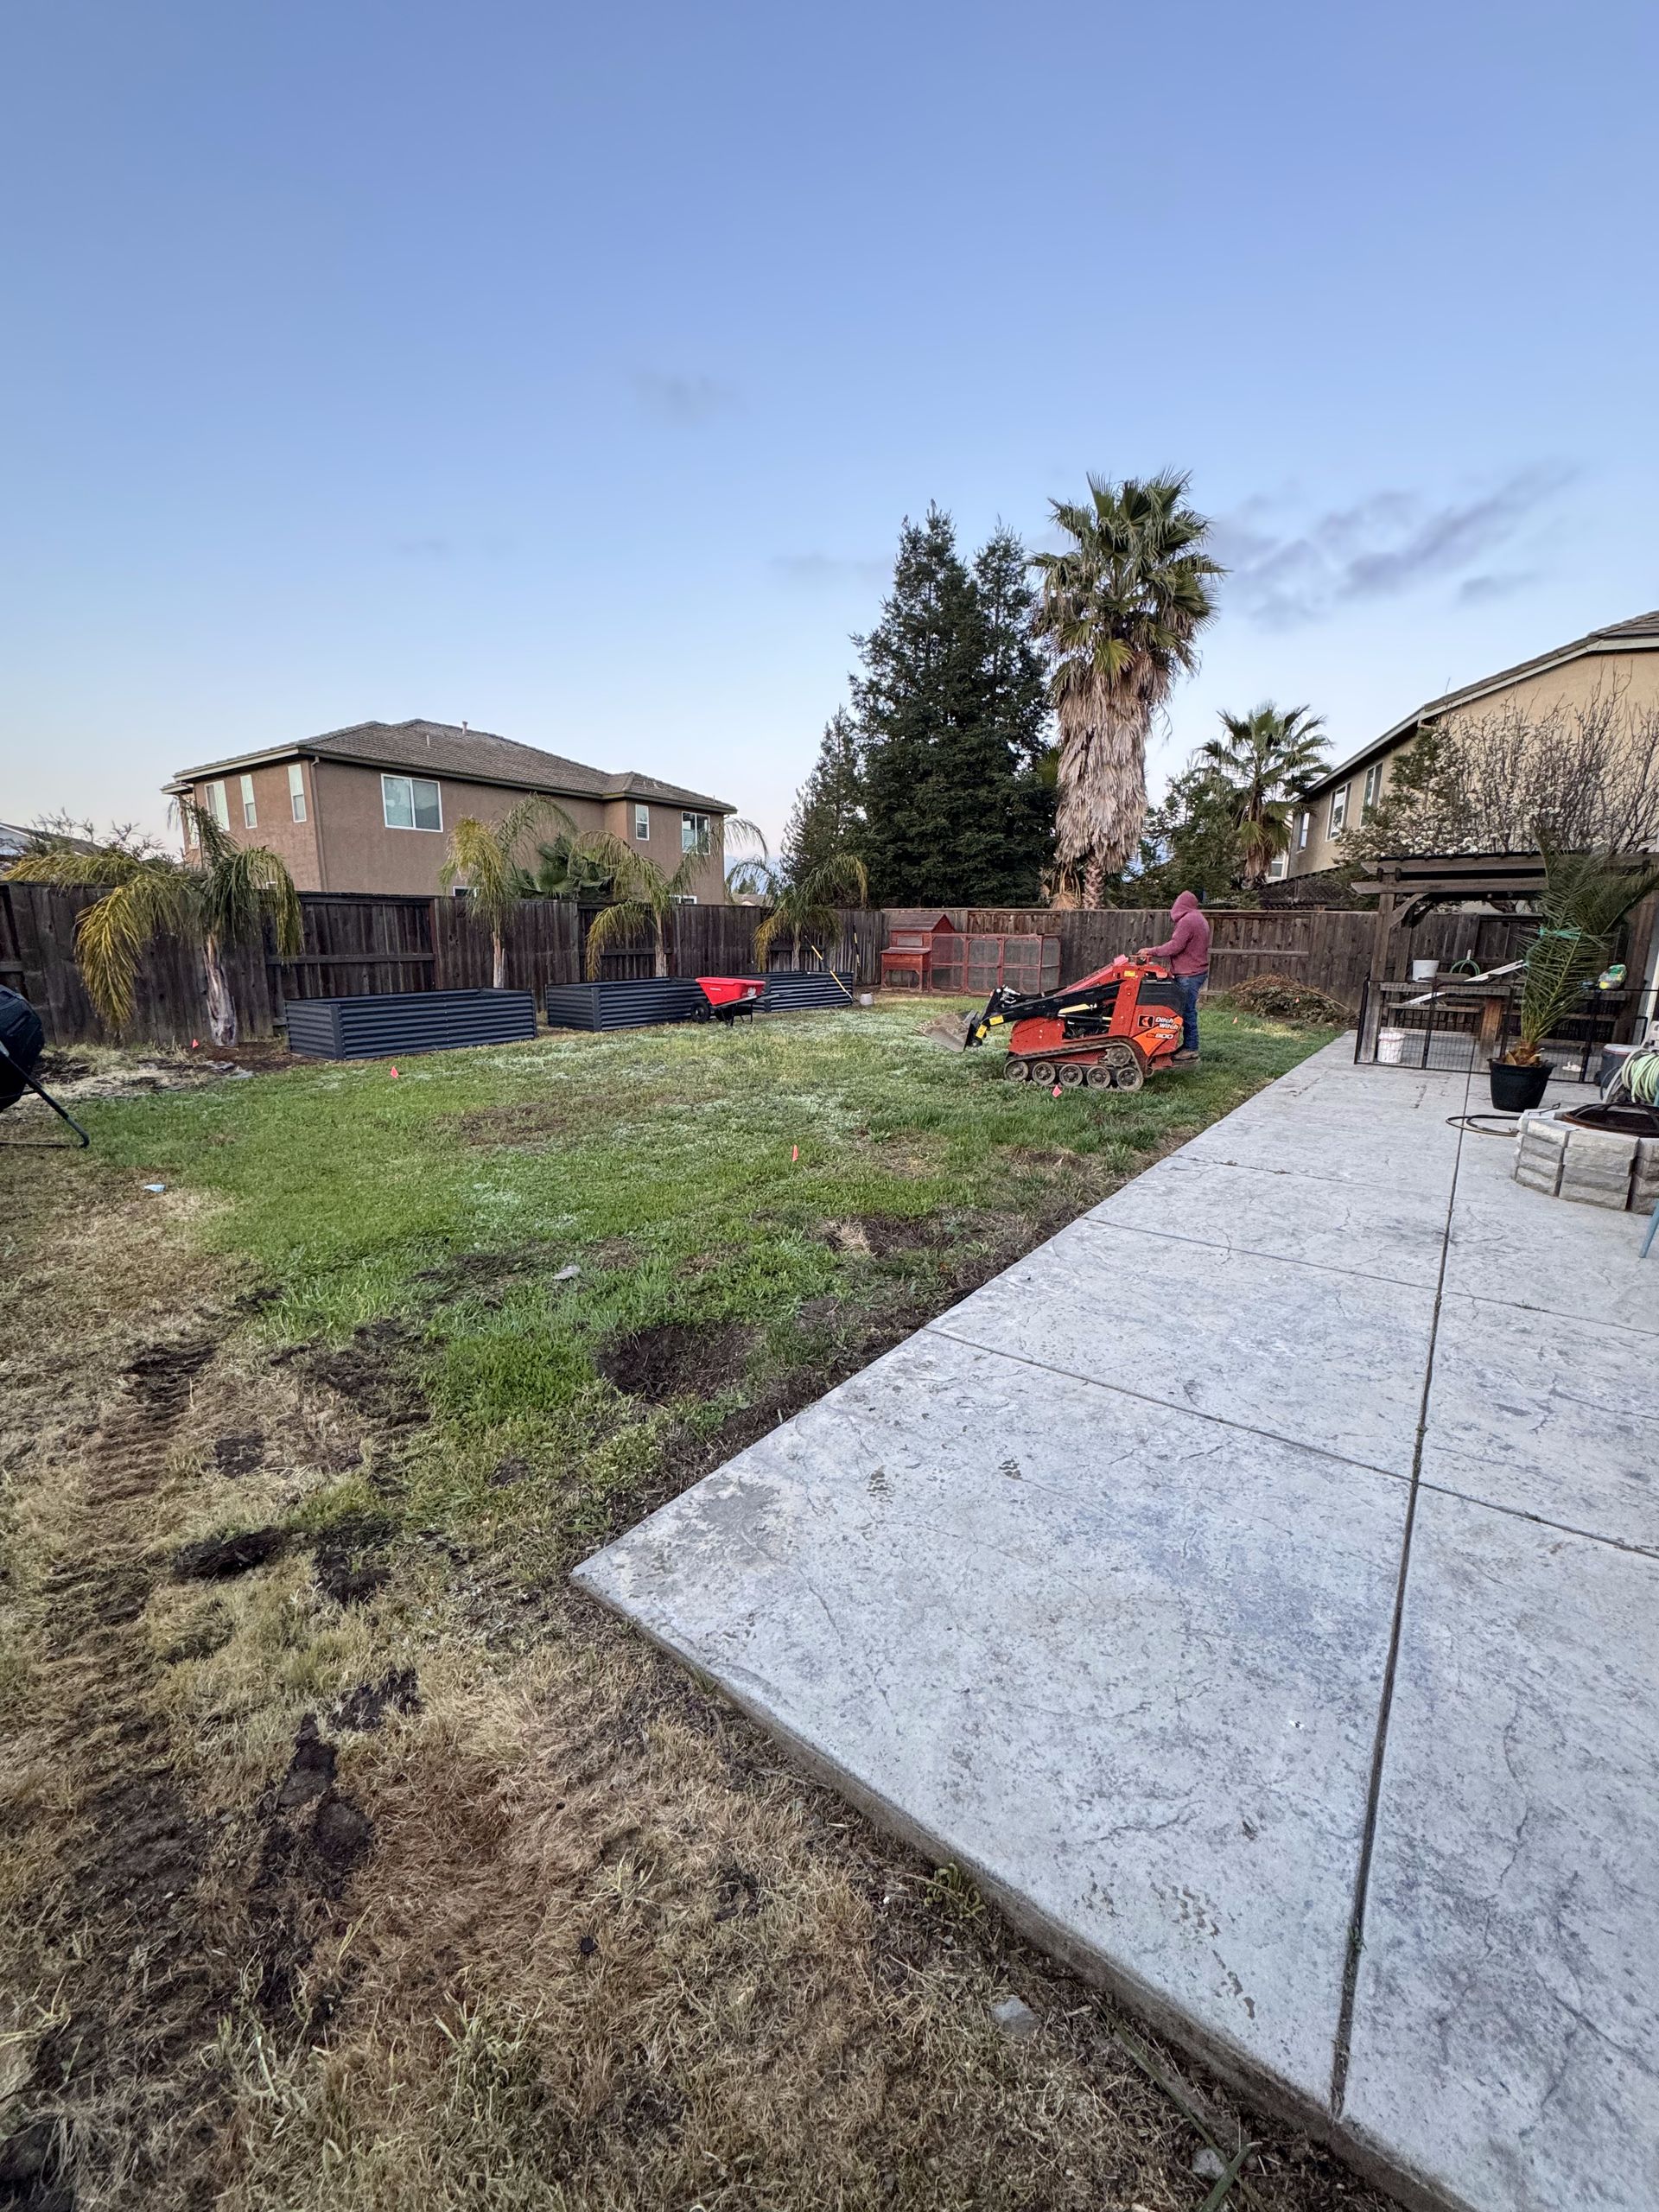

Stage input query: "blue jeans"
[{"left": 1175, "top": 970, "right": 1206, "bottom": 1056}]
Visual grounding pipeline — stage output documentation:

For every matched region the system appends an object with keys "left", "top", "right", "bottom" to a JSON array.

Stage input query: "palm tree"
[
  {"left": 581, "top": 838, "right": 701, "bottom": 978},
  {"left": 439, "top": 798, "right": 571, "bottom": 988},
  {"left": 531, "top": 831, "right": 616, "bottom": 902},
  {"left": 752, "top": 851, "right": 869, "bottom": 970},
  {"left": 1199, "top": 703, "right": 1329, "bottom": 885},
  {"left": 5, "top": 803, "right": 302, "bottom": 1046},
  {"left": 1031, "top": 473, "right": 1224, "bottom": 906},
  {"left": 1506, "top": 839, "right": 1659, "bottom": 1065}
]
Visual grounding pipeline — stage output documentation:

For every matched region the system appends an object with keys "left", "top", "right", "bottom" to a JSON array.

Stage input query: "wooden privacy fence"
[
  {"left": 3, "top": 879, "right": 1542, "bottom": 1047},
  {"left": 0, "top": 883, "right": 885, "bottom": 1045},
  {"left": 891, "top": 906, "right": 1539, "bottom": 1002}
]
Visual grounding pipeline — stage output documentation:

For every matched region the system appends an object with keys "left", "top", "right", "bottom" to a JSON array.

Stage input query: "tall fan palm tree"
[
  {"left": 1031, "top": 473, "right": 1224, "bottom": 906},
  {"left": 5, "top": 804, "right": 302, "bottom": 1046},
  {"left": 752, "top": 851, "right": 869, "bottom": 969},
  {"left": 1199, "top": 702, "right": 1329, "bottom": 885},
  {"left": 439, "top": 798, "right": 572, "bottom": 987}
]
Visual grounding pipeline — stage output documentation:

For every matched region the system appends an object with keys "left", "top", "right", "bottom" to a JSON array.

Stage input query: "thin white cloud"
[{"left": 1211, "top": 466, "right": 1574, "bottom": 629}]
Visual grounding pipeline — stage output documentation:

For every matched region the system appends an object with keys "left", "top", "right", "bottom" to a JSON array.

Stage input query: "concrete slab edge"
[{"left": 570, "top": 1564, "right": 1482, "bottom": 2212}]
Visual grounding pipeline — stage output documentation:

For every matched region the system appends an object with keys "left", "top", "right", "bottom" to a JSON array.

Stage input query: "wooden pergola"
[{"left": 1354, "top": 851, "right": 1659, "bottom": 1031}]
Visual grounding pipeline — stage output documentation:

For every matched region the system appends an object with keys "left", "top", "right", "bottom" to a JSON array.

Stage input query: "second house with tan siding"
[{"left": 164, "top": 720, "right": 736, "bottom": 901}]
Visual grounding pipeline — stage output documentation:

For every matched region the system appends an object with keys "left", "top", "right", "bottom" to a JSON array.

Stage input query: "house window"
[
  {"left": 1362, "top": 762, "right": 1383, "bottom": 816},
  {"left": 634, "top": 804, "right": 650, "bottom": 840},
  {"left": 1267, "top": 849, "right": 1288, "bottom": 880},
  {"left": 681, "top": 810, "right": 710, "bottom": 856},
  {"left": 1328, "top": 783, "right": 1350, "bottom": 836},
  {"left": 382, "top": 773, "right": 442, "bottom": 831},
  {"left": 239, "top": 773, "right": 257, "bottom": 828},
  {"left": 289, "top": 763, "right": 307, "bottom": 823},
  {"left": 207, "top": 780, "right": 230, "bottom": 830},
  {"left": 1296, "top": 810, "right": 1310, "bottom": 851},
  {"left": 671, "top": 893, "right": 698, "bottom": 906}
]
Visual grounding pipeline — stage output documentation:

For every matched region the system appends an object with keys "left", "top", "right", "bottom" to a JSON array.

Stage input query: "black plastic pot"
[{"left": 1489, "top": 1058, "right": 1552, "bottom": 1112}]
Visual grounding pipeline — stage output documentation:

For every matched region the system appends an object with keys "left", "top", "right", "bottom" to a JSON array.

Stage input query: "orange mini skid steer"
[{"left": 936, "top": 956, "right": 1186, "bottom": 1090}]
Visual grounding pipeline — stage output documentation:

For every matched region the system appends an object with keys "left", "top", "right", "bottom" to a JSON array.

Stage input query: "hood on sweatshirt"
[{"left": 1170, "top": 890, "right": 1202, "bottom": 919}]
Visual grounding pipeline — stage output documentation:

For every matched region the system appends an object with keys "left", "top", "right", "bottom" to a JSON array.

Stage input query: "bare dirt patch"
[
  {"left": 444, "top": 1099, "right": 574, "bottom": 1149},
  {"left": 171, "top": 1525, "right": 285, "bottom": 1580},
  {"left": 301, "top": 1321, "right": 425, "bottom": 1427},
  {"left": 596, "top": 1320, "right": 754, "bottom": 1406},
  {"left": 823, "top": 1213, "right": 951, "bottom": 1256}
]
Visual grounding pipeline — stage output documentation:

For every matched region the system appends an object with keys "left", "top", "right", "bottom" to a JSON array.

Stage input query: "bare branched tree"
[{"left": 1344, "top": 675, "right": 1659, "bottom": 861}]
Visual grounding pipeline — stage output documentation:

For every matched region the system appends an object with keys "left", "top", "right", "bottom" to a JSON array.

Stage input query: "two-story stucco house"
[
  {"left": 164, "top": 721, "right": 736, "bottom": 901},
  {"left": 1275, "top": 609, "right": 1659, "bottom": 880}
]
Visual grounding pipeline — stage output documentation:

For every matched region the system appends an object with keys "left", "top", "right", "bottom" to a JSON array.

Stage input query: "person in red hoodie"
[{"left": 1136, "top": 890, "right": 1211, "bottom": 1065}]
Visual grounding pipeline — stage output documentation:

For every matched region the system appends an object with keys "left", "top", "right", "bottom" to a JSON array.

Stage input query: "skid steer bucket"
[{"left": 919, "top": 1008, "right": 976, "bottom": 1051}]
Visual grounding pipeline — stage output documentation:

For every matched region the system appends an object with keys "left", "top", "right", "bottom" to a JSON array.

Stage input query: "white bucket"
[
  {"left": 1376, "top": 1027, "right": 1408, "bottom": 1064},
  {"left": 1410, "top": 959, "right": 1440, "bottom": 982}
]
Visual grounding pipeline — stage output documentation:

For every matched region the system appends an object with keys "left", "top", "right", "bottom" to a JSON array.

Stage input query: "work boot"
[{"left": 1171, "top": 1050, "right": 1201, "bottom": 1067}]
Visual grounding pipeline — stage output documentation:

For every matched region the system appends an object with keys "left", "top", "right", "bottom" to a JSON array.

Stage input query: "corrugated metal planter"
[
  {"left": 285, "top": 988, "right": 537, "bottom": 1059},
  {"left": 544, "top": 978, "right": 709, "bottom": 1031},
  {"left": 752, "top": 971, "right": 856, "bottom": 1008}
]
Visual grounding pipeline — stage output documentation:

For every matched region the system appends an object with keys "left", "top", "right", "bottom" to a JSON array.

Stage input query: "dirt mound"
[
  {"left": 172, "top": 1525, "right": 285, "bottom": 1580},
  {"left": 312, "top": 1513, "right": 395, "bottom": 1607},
  {"left": 124, "top": 1338, "right": 217, "bottom": 1420},
  {"left": 276, "top": 1716, "right": 337, "bottom": 1810},
  {"left": 332, "top": 1669, "right": 421, "bottom": 1732},
  {"left": 596, "top": 1321, "right": 753, "bottom": 1405}
]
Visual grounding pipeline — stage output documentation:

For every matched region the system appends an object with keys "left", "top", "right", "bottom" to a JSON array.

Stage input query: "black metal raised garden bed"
[
  {"left": 285, "top": 988, "right": 537, "bottom": 1059},
  {"left": 544, "top": 978, "right": 709, "bottom": 1031}
]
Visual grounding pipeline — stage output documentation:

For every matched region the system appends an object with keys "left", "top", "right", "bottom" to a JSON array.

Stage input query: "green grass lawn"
[
  {"left": 60, "top": 996, "right": 1336, "bottom": 1565},
  {"left": 2, "top": 994, "right": 1377, "bottom": 2212}
]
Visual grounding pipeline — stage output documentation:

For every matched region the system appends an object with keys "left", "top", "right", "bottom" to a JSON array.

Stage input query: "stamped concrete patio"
[{"left": 575, "top": 1036, "right": 1658, "bottom": 2212}]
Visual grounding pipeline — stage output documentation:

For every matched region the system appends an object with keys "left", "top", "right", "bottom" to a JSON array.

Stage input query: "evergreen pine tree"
[
  {"left": 781, "top": 707, "right": 864, "bottom": 882},
  {"left": 972, "top": 524, "right": 1055, "bottom": 899},
  {"left": 852, "top": 507, "right": 1053, "bottom": 906}
]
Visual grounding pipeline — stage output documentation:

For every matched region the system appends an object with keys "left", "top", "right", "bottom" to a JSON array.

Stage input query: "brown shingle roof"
[
  {"left": 1299, "top": 608, "right": 1659, "bottom": 798},
  {"left": 168, "top": 720, "right": 734, "bottom": 813}
]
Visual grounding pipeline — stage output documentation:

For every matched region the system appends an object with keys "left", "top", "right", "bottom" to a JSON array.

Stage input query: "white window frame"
[
  {"left": 1296, "top": 810, "right": 1310, "bottom": 851},
  {"left": 1362, "top": 762, "right": 1382, "bottom": 816},
  {"left": 681, "top": 810, "right": 711, "bottom": 856},
  {"left": 207, "top": 779, "right": 230, "bottom": 830},
  {"left": 671, "top": 893, "right": 698, "bottom": 906},
  {"left": 633, "top": 803, "right": 650, "bottom": 841},
  {"left": 381, "top": 772, "right": 443, "bottom": 832},
  {"left": 1328, "top": 783, "right": 1350, "bottom": 836},
  {"left": 1267, "top": 848, "right": 1288, "bottom": 880},
  {"left": 239, "top": 772, "right": 257, "bottom": 828},
  {"left": 289, "top": 763, "right": 307, "bottom": 823}
]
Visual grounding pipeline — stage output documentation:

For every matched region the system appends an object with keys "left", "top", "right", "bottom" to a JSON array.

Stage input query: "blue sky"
[{"left": 3, "top": 0, "right": 1656, "bottom": 851}]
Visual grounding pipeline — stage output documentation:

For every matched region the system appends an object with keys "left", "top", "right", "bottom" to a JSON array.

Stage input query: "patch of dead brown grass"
[{"left": 0, "top": 1151, "right": 1389, "bottom": 2212}]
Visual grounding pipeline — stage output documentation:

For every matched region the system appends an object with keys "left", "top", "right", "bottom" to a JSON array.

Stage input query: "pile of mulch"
[{"left": 1225, "top": 972, "right": 1354, "bottom": 1026}]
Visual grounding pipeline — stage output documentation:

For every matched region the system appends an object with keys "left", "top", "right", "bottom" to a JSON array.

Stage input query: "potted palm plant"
[{"left": 1489, "top": 842, "right": 1659, "bottom": 1111}]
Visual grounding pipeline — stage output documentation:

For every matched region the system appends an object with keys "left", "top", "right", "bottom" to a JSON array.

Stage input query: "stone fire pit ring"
[{"left": 1514, "top": 1105, "right": 1659, "bottom": 1212}]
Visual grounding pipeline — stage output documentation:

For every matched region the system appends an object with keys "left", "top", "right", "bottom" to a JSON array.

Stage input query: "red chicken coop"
[{"left": 880, "top": 914, "right": 1060, "bottom": 995}]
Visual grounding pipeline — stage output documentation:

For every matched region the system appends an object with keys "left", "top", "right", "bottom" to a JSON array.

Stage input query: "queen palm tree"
[
  {"left": 1031, "top": 473, "right": 1224, "bottom": 906},
  {"left": 752, "top": 851, "right": 869, "bottom": 970},
  {"left": 1199, "top": 702, "right": 1329, "bottom": 885},
  {"left": 581, "top": 838, "right": 700, "bottom": 978},
  {"left": 582, "top": 818, "right": 768, "bottom": 977},
  {"left": 439, "top": 798, "right": 572, "bottom": 988},
  {"left": 5, "top": 804, "right": 302, "bottom": 1046}
]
